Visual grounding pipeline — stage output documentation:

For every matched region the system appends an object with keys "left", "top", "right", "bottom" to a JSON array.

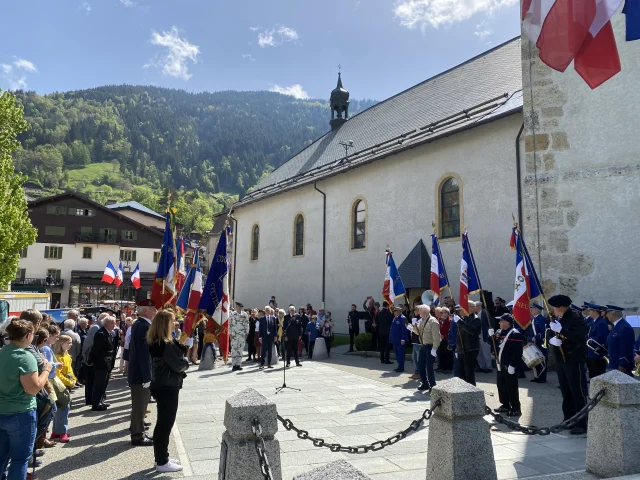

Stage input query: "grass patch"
[
  {"left": 331, "top": 334, "right": 351, "bottom": 347},
  {"left": 67, "top": 162, "right": 125, "bottom": 185}
]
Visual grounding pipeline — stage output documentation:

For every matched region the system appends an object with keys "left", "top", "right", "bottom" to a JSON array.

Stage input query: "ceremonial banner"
[
  {"left": 511, "top": 228, "right": 534, "bottom": 330},
  {"left": 114, "top": 261, "right": 123, "bottom": 287},
  {"left": 382, "top": 249, "right": 406, "bottom": 306},
  {"left": 177, "top": 248, "right": 203, "bottom": 338},
  {"left": 430, "top": 233, "right": 449, "bottom": 295},
  {"left": 102, "top": 260, "right": 116, "bottom": 284},
  {"left": 176, "top": 236, "right": 186, "bottom": 292},
  {"left": 130, "top": 263, "right": 141, "bottom": 289},
  {"left": 150, "top": 211, "right": 176, "bottom": 308},
  {"left": 459, "top": 232, "right": 480, "bottom": 316}
]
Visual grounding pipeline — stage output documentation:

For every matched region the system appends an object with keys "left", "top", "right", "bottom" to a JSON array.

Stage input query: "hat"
[
  {"left": 454, "top": 304, "right": 461, "bottom": 310},
  {"left": 136, "top": 298, "right": 155, "bottom": 307},
  {"left": 548, "top": 294, "right": 572, "bottom": 308},
  {"left": 101, "top": 307, "right": 117, "bottom": 315},
  {"left": 570, "top": 304, "right": 584, "bottom": 312},
  {"left": 235, "top": 301, "right": 244, "bottom": 308},
  {"left": 498, "top": 313, "right": 514, "bottom": 323},
  {"left": 583, "top": 302, "right": 605, "bottom": 311},
  {"left": 605, "top": 305, "right": 624, "bottom": 312},
  {"left": 530, "top": 302, "right": 543, "bottom": 310},
  {"left": 393, "top": 305, "right": 403, "bottom": 311},
  {"left": 506, "top": 300, "right": 515, "bottom": 308}
]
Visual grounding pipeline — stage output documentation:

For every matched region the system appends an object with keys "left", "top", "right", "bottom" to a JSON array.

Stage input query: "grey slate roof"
[
  {"left": 105, "top": 200, "right": 165, "bottom": 220},
  {"left": 398, "top": 240, "right": 432, "bottom": 290},
  {"left": 237, "top": 37, "right": 523, "bottom": 208}
]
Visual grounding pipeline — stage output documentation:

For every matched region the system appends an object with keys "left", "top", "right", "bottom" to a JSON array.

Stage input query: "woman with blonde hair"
[
  {"left": 147, "top": 309, "right": 189, "bottom": 473},
  {"left": 51, "top": 334, "right": 76, "bottom": 443}
]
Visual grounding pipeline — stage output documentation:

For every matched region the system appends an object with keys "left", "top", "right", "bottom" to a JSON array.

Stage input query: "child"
[
  {"left": 305, "top": 315, "right": 318, "bottom": 359},
  {"left": 492, "top": 313, "right": 524, "bottom": 417},
  {"left": 52, "top": 334, "right": 77, "bottom": 442}
]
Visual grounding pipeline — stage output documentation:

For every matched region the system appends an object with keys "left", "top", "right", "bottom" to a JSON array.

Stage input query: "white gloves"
[
  {"left": 431, "top": 348, "right": 437, "bottom": 357},
  {"left": 406, "top": 324, "right": 414, "bottom": 332},
  {"left": 455, "top": 352, "right": 458, "bottom": 359},
  {"left": 507, "top": 365, "right": 515, "bottom": 375},
  {"left": 183, "top": 357, "right": 189, "bottom": 362},
  {"left": 184, "top": 338, "right": 194, "bottom": 347},
  {"left": 453, "top": 315, "right": 460, "bottom": 323},
  {"left": 142, "top": 381, "right": 151, "bottom": 389},
  {"left": 549, "top": 336, "right": 563, "bottom": 347},
  {"left": 549, "top": 320, "right": 562, "bottom": 333},
  {"left": 488, "top": 329, "right": 495, "bottom": 336}
]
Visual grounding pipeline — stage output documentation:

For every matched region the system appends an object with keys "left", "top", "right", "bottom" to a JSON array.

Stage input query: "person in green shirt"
[{"left": 0, "top": 319, "right": 52, "bottom": 480}]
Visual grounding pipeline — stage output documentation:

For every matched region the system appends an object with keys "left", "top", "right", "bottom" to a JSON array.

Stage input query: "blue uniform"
[
  {"left": 389, "top": 314, "right": 409, "bottom": 371},
  {"left": 607, "top": 318, "right": 635, "bottom": 374},
  {"left": 587, "top": 317, "right": 609, "bottom": 359},
  {"left": 448, "top": 318, "right": 459, "bottom": 376},
  {"left": 527, "top": 314, "right": 549, "bottom": 381}
]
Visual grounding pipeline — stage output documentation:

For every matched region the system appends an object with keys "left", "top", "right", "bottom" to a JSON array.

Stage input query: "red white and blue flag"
[
  {"left": 511, "top": 228, "right": 545, "bottom": 330},
  {"left": 176, "top": 236, "right": 186, "bottom": 292},
  {"left": 114, "top": 261, "right": 124, "bottom": 287},
  {"left": 102, "top": 260, "right": 116, "bottom": 284},
  {"left": 177, "top": 248, "right": 202, "bottom": 337},
  {"left": 150, "top": 211, "right": 176, "bottom": 308},
  {"left": 130, "top": 263, "right": 141, "bottom": 289},
  {"left": 382, "top": 249, "right": 406, "bottom": 306},
  {"left": 459, "top": 232, "right": 481, "bottom": 317},
  {"left": 430, "top": 233, "right": 449, "bottom": 298}
]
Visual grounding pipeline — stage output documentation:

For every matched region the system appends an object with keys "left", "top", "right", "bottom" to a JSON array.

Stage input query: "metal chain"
[
  {"left": 252, "top": 418, "right": 274, "bottom": 480},
  {"left": 485, "top": 389, "right": 606, "bottom": 435},
  {"left": 277, "top": 399, "right": 441, "bottom": 454}
]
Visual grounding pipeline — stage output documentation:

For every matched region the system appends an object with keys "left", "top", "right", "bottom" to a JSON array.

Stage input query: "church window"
[
  {"left": 251, "top": 224, "right": 260, "bottom": 261},
  {"left": 293, "top": 214, "right": 304, "bottom": 257},
  {"left": 352, "top": 199, "right": 366, "bottom": 250},
  {"left": 440, "top": 177, "right": 461, "bottom": 239}
]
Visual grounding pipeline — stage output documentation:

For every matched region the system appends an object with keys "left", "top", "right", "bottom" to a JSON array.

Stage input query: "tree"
[{"left": 0, "top": 90, "right": 37, "bottom": 289}]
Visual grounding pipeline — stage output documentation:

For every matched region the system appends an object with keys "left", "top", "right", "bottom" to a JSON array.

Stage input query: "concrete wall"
[
  {"left": 520, "top": 11, "right": 640, "bottom": 311},
  {"left": 234, "top": 115, "right": 522, "bottom": 333}
]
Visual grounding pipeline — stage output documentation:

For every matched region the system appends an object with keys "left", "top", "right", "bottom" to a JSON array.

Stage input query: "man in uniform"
[
  {"left": 389, "top": 305, "right": 408, "bottom": 372},
  {"left": 528, "top": 303, "right": 549, "bottom": 383},
  {"left": 547, "top": 294, "right": 589, "bottom": 435},
  {"left": 492, "top": 314, "right": 524, "bottom": 417},
  {"left": 456, "top": 303, "right": 481, "bottom": 386},
  {"left": 283, "top": 306, "right": 302, "bottom": 367},
  {"left": 584, "top": 303, "right": 610, "bottom": 379},
  {"left": 605, "top": 305, "right": 635, "bottom": 376},
  {"left": 230, "top": 302, "right": 249, "bottom": 372}
]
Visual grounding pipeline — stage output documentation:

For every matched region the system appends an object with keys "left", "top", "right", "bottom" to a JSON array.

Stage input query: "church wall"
[
  {"left": 234, "top": 115, "right": 522, "bottom": 333},
  {"left": 520, "top": 11, "right": 640, "bottom": 312}
]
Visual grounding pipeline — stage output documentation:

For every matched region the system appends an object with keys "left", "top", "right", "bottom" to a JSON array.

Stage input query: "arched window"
[
  {"left": 352, "top": 199, "right": 366, "bottom": 249},
  {"left": 251, "top": 224, "right": 259, "bottom": 261},
  {"left": 440, "top": 177, "right": 461, "bottom": 239},
  {"left": 294, "top": 214, "right": 304, "bottom": 257}
]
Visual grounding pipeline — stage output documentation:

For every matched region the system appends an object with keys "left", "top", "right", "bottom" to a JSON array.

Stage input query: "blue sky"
[{"left": 0, "top": 0, "right": 521, "bottom": 101}]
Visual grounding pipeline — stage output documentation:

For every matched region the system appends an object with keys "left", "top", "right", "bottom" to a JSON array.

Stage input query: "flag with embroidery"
[{"left": 382, "top": 249, "right": 406, "bottom": 306}]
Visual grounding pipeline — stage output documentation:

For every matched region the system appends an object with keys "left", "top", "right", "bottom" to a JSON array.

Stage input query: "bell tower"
[{"left": 330, "top": 70, "right": 350, "bottom": 131}]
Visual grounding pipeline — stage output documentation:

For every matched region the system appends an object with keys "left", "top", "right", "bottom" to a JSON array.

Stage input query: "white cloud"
[
  {"left": 1, "top": 58, "right": 38, "bottom": 90},
  {"left": 80, "top": 2, "right": 91, "bottom": 14},
  {"left": 13, "top": 58, "right": 37, "bottom": 73},
  {"left": 120, "top": 0, "right": 135, "bottom": 6},
  {"left": 1, "top": 64, "right": 12, "bottom": 75},
  {"left": 394, "top": 0, "right": 517, "bottom": 29},
  {"left": 147, "top": 26, "right": 200, "bottom": 81},
  {"left": 269, "top": 84, "right": 309, "bottom": 100},
  {"left": 255, "top": 25, "right": 299, "bottom": 48},
  {"left": 241, "top": 53, "right": 256, "bottom": 62},
  {"left": 474, "top": 20, "right": 493, "bottom": 39}
]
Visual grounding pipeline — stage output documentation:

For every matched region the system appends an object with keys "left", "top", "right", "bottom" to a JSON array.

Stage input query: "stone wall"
[{"left": 520, "top": 11, "right": 640, "bottom": 310}]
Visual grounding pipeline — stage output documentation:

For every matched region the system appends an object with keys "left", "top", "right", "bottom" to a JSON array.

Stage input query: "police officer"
[
  {"left": 528, "top": 303, "right": 549, "bottom": 383},
  {"left": 547, "top": 294, "right": 589, "bottom": 435},
  {"left": 229, "top": 302, "right": 249, "bottom": 372},
  {"left": 605, "top": 305, "right": 635, "bottom": 376},
  {"left": 584, "top": 303, "right": 609, "bottom": 379},
  {"left": 493, "top": 313, "right": 524, "bottom": 417}
]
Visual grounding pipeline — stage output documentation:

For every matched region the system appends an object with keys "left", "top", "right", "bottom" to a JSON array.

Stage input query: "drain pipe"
[
  {"left": 515, "top": 122, "right": 524, "bottom": 233},
  {"left": 313, "top": 182, "right": 326, "bottom": 309},
  {"left": 229, "top": 211, "right": 238, "bottom": 301}
]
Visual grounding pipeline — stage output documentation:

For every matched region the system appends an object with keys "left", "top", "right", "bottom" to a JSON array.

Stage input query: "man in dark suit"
[
  {"left": 128, "top": 299, "right": 156, "bottom": 446},
  {"left": 89, "top": 315, "right": 117, "bottom": 411},
  {"left": 347, "top": 304, "right": 361, "bottom": 352},
  {"left": 283, "top": 306, "right": 302, "bottom": 367},
  {"left": 377, "top": 302, "right": 394, "bottom": 364},
  {"left": 259, "top": 306, "right": 277, "bottom": 369}
]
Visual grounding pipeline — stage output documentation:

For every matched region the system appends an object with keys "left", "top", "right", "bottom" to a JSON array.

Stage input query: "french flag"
[
  {"left": 114, "top": 261, "right": 124, "bottom": 287},
  {"left": 102, "top": 260, "right": 117, "bottom": 284},
  {"left": 430, "top": 234, "right": 448, "bottom": 296},
  {"left": 511, "top": 229, "right": 533, "bottom": 331},
  {"left": 130, "top": 263, "right": 141, "bottom": 289}
]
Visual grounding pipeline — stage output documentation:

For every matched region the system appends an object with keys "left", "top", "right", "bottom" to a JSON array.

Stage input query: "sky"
[{"left": 0, "top": 0, "right": 521, "bottom": 101}]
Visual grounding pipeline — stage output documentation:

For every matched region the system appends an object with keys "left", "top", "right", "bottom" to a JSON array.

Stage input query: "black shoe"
[
  {"left": 417, "top": 384, "right": 431, "bottom": 391},
  {"left": 348, "top": 349, "right": 354, "bottom": 352},
  {"left": 91, "top": 405, "right": 108, "bottom": 411},
  {"left": 285, "top": 364, "right": 290, "bottom": 368},
  {"left": 570, "top": 427, "right": 587, "bottom": 435},
  {"left": 508, "top": 410, "right": 522, "bottom": 417},
  {"left": 482, "top": 368, "right": 492, "bottom": 373},
  {"left": 393, "top": 368, "right": 404, "bottom": 373},
  {"left": 238, "top": 366, "right": 243, "bottom": 371},
  {"left": 494, "top": 406, "right": 509, "bottom": 413},
  {"left": 296, "top": 363, "right": 302, "bottom": 367},
  {"left": 385, "top": 361, "right": 393, "bottom": 365},
  {"left": 102, "top": 402, "right": 111, "bottom": 408},
  {"left": 131, "top": 436, "right": 154, "bottom": 446}
]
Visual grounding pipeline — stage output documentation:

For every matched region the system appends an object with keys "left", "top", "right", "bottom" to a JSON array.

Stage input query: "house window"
[
  {"left": 20, "top": 247, "right": 28, "bottom": 258},
  {"left": 82, "top": 247, "right": 92, "bottom": 259},
  {"left": 15, "top": 268, "right": 26, "bottom": 281},
  {"left": 45, "top": 226, "right": 65, "bottom": 236},
  {"left": 293, "top": 214, "right": 304, "bottom": 257},
  {"left": 352, "top": 199, "right": 366, "bottom": 250},
  {"left": 120, "top": 250, "right": 137, "bottom": 262},
  {"left": 440, "top": 177, "right": 461, "bottom": 239},
  {"left": 153, "top": 251, "right": 161, "bottom": 263},
  {"left": 72, "top": 208, "right": 95, "bottom": 217},
  {"left": 44, "top": 246, "right": 63, "bottom": 259},
  {"left": 101, "top": 229, "right": 118, "bottom": 243},
  {"left": 46, "top": 269, "right": 61, "bottom": 281},
  {"left": 122, "top": 230, "right": 137, "bottom": 241},
  {"left": 251, "top": 224, "right": 259, "bottom": 261},
  {"left": 46, "top": 206, "right": 67, "bottom": 215}
]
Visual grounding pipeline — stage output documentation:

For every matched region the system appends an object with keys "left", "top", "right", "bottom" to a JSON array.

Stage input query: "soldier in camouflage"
[{"left": 230, "top": 302, "right": 249, "bottom": 371}]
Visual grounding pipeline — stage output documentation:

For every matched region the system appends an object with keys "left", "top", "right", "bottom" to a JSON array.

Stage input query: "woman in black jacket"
[{"left": 147, "top": 309, "right": 189, "bottom": 473}]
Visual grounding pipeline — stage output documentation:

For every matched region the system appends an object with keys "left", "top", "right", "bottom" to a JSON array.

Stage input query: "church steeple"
[{"left": 330, "top": 71, "right": 350, "bottom": 131}]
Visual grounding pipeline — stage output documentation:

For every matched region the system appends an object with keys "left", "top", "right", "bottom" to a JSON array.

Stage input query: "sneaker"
[
  {"left": 155, "top": 457, "right": 180, "bottom": 466},
  {"left": 26, "top": 473, "right": 39, "bottom": 480},
  {"left": 155, "top": 461, "right": 183, "bottom": 473},
  {"left": 50, "top": 432, "right": 61, "bottom": 440},
  {"left": 28, "top": 458, "right": 43, "bottom": 468},
  {"left": 59, "top": 434, "right": 70, "bottom": 443},
  {"left": 34, "top": 449, "right": 45, "bottom": 458}
]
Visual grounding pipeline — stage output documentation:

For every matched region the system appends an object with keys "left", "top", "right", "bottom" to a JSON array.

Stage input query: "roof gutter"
[
  {"left": 515, "top": 122, "right": 525, "bottom": 233},
  {"left": 313, "top": 182, "right": 327, "bottom": 309}
]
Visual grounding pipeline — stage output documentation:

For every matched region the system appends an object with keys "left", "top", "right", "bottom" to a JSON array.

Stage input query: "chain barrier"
[
  {"left": 276, "top": 399, "right": 441, "bottom": 454},
  {"left": 252, "top": 418, "right": 274, "bottom": 480},
  {"left": 485, "top": 389, "right": 605, "bottom": 435}
]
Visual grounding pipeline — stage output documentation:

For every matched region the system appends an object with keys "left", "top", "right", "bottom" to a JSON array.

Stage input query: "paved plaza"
[{"left": 37, "top": 346, "right": 639, "bottom": 480}]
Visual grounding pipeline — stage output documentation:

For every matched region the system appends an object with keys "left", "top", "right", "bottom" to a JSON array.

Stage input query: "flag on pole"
[
  {"left": 130, "top": 263, "right": 141, "bottom": 289},
  {"left": 511, "top": 228, "right": 533, "bottom": 330},
  {"left": 150, "top": 211, "right": 176, "bottom": 308},
  {"left": 178, "top": 248, "right": 203, "bottom": 337},
  {"left": 459, "top": 232, "right": 481, "bottom": 316},
  {"left": 102, "top": 260, "right": 116, "bottom": 284},
  {"left": 199, "top": 229, "right": 230, "bottom": 361},
  {"left": 176, "top": 236, "right": 186, "bottom": 292},
  {"left": 430, "top": 234, "right": 449, "bottom": 294},
  {"left": 382, "top": 249, "right": 406, "bottom": 306},
  {"left": 114, "top": 261, "right": 123, "bottom": 287},
  {"left": 176, "top": 251, "right": 196, "bottom": 312}
]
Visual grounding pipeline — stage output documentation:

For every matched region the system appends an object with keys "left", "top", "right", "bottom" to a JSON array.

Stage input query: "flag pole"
[{"left": 432, "top": 222, "right": 455, "bottom": 303}]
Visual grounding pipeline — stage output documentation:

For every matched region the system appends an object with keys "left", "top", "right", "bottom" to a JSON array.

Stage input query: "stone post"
[
  {"left": 198, "top": 342, "right": 217, "bottom": 370},
  {"left": 426, "top": 377, "right": 497, "bottom": 480},
  {"left": 219, "top": 388, "right": 281, "bottom": 480},
  {"left": 586, "top": 370, "right": 640, "bottom": 478},
  {"left": 312, "top": 337, "right": 328, "bottom": 360},
  {"left": 294, "top": 460, "right": 372, "bottom": 480}
]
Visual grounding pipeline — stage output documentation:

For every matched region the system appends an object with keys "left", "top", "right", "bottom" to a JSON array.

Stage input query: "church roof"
[
  {"left": 398, "top": 240, "right": 432, "bottom": 290},
  {"left": 236, "top": 37, "right": 523, "bottom": 208}
]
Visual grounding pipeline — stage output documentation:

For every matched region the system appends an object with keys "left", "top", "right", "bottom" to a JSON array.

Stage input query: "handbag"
[{"left": 51, "top": 354, "right": 71, "bottom": 408}]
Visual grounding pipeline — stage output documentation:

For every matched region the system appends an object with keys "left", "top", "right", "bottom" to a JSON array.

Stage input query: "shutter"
[
  {"left": 44, "top": 246, "right": 49, "bottom": 258},
  {"left": 132, "top": 251, "right": 137, "bottom": 261},
  {"left": 58, "top": 247, "right": 63, "bottom": 259}
]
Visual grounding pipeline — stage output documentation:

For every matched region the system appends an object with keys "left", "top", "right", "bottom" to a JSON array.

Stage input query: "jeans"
[
  {"left": 393, "top": 344, "right": 406, "bottom": 371},
  {"left": 412, "top": 345, "right": 420, "bottom": 373},
  {"left": 53, "top": 403, "right": 70, "bottom": 435},
  {"left": 150, "top": 388, "right": 179, "bottom": 466},
  {"left": 418, "top": 344, "right": 436, "bottom": 388},
  {"left": 0, "top": 409, "right": 37, "bottom": 480}
]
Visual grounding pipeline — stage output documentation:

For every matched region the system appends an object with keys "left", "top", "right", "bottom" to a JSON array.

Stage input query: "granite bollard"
[
  {"left": 219, "top": 388, "right": 281, "bottom": 480},
  {"left": 426, "top": 377, "right": 497, "bottom": 480},
  {"left": 293, "top": 460, "right": 372, "bottom": 480},
  {"left": 198, "top": 342, "right": 217, "bottom": 370},
  {"left": 586, "top": 370, "right": 640, "bottom": 478},
  {"left": 312, "top": 337, "right": 328, "bottom": 360}
]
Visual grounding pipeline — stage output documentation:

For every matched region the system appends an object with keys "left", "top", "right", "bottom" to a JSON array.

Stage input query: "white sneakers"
[{"left": 155, "top": 458, "right": 183, "bottom": 473}]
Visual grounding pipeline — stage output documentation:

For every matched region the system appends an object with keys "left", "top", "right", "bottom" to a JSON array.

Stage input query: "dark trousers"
[
  {"left": 197, "top": 335, "right": 204, "bottom": 359},
  {"left": 323, "top": 336, "right": 332, "bottom": 354},
  {"left": 84, "top": 366, "right": 95, "bottom": 405},
  {"left": 497, "top": 365, "right": 521, "bottom": 410},
  {"left": 349, "top": 329, "right": 359, "bottom": 351},
  {"left": 379, "top": 332, "right": 390, "bottom": 362},
  {"left": 438, "top": 343, "right": 453, "bottom": 371},
  {"left": 260, "top": 337, "right": 274, "bottom": 366},
  {"left": 418, "top": 344, "right": 436, "bottom": 387},
  {"left": 91, "top": 368, "right": 109, "bottom": 408},
  {"left": 286, "top": 338, "right": 300, "bottom": 365},
  {"left": 457, "top": 350, "right": 479, "bottom": 386},
  {"left": 369, "top": 327, "right": 378, "bottom": 350},
  {"left": 587, "top": 357, "right": 607, "bottom": 379},
  {"left": 151, "top": 388, "right": 179, "bottom": 466},
  {"left": 301, "top": 335, "right": 309, "bottom": 354},
  {"left": 248, "top": 337, "right": 257, "bottom": 359},
  {"left": 556, "top": 361, "right": 589, "bottom": 429},
  {"left": 308, "top": 340, "right": 315, "bottom": 359},
  {"left": 130, "top": 384, "right": 151, "bottom": 441}
]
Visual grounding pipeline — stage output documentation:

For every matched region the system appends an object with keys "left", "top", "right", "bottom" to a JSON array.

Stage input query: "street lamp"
[{"left": 339, "top": 140, "right": 354, "bottom": 160}]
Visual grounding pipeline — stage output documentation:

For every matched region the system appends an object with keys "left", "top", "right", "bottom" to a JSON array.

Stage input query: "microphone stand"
[{"left": 275, "top": 330, "right": 301, "bottom": 394}]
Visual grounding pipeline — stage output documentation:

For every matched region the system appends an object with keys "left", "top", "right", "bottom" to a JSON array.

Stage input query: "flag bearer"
[
  {"left": 605, "top": 305, "right": 635, "bottom": 376},
  {"left": 528, "top": 303, "right": 549, "bottom": 383},
  {"left": 229, "top": 302, "right": 249, "bottom": 372},
  {"left": 493, "top": 314, "right": 524, "bottom": 417},
  {"left": 389, "top": 306, "right": 408, "bottom": 372}
]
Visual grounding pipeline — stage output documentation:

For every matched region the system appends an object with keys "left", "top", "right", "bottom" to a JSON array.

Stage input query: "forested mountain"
[{"left": 12, "top": 86, "right": 376, "bottom": 197}]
